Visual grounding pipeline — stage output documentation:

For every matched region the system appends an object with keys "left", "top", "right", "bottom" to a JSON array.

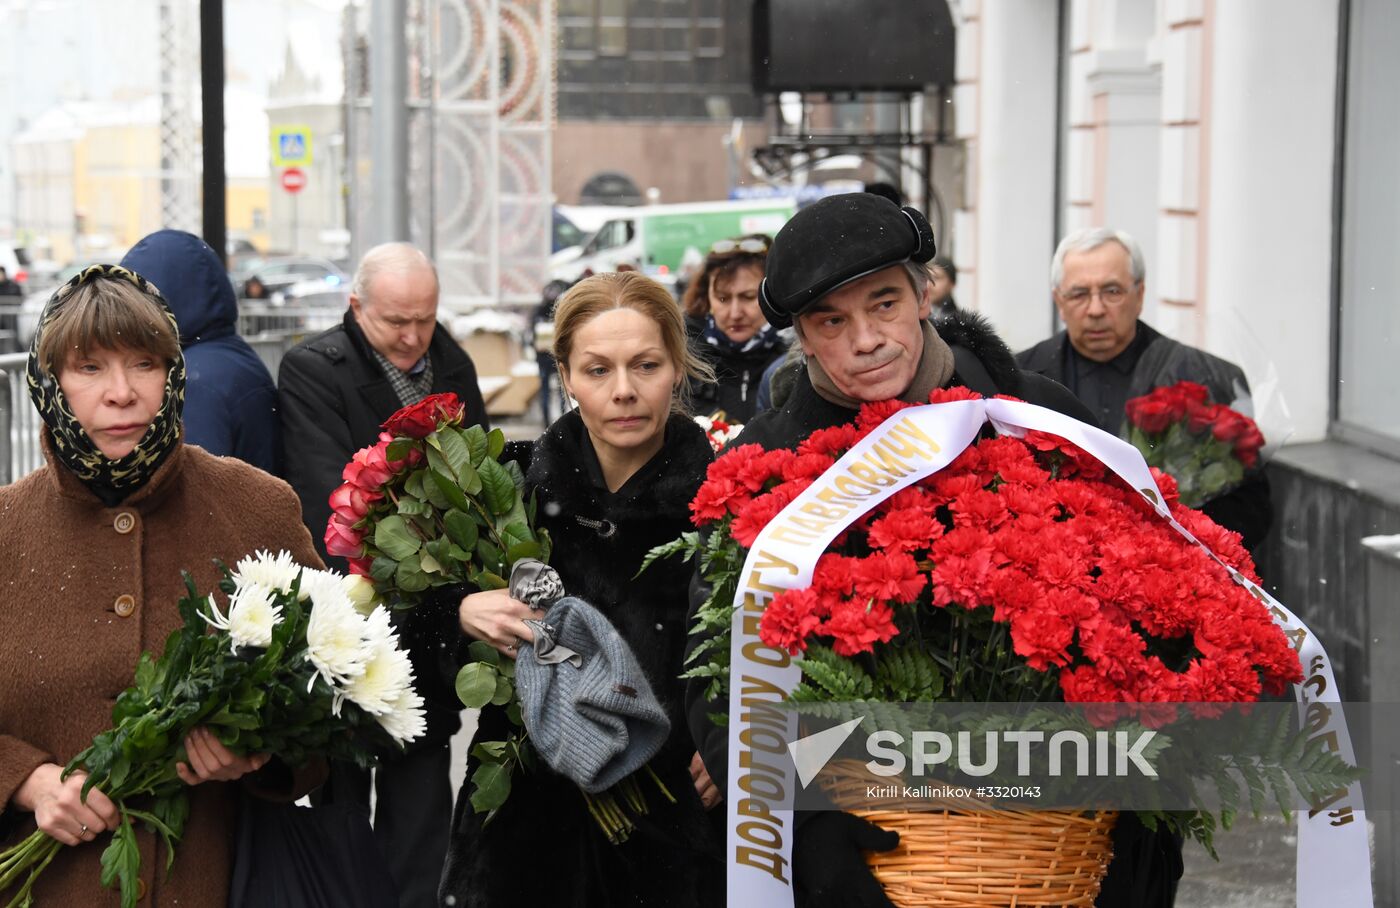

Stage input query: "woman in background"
[{"left": 680, "top": 235, "right": 787, "bottom": 424}]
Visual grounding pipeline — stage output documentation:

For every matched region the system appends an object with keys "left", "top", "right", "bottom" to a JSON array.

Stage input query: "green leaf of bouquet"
[
  {"left": 456, "top": 460, "right": 483, "bottom": 496},
  {"left": 487, "top": 427, "right": 506, "bottom": 461},
  {"left": 386, "top": 439, "right": 413, "bottom": 462},
  {"left": 439, "top": 426, "right": 473, "bottom": 475},
  {"left": 420, "top": 549, "right": 445, "bottom": 575},
  {"left": 375, "top": 515, "right": 422, "bottom": 561},
  {"left": 470, "top": 761, "right": 513, "bottom": 813},
  {"left": 479, "top": 459, "right": 516, "bottom": 516},
  {"left": 404, "top": 469, "right": 427, "bottom": 500},
  {"left": 151, "top": 792, "right": 191, "bottom": 842},
  {"left": 473, "top": 569, "right": 507, "bottom": 591},
  {"left": 464, "top": 424, "right": 488, "bottom": 466},
  {"left": 429, "top": 468, "right": 473, "bottom": 514},
  {"left": 397, "top": 496, "right": 431, "bottom": 518},
  {"left": 99, "top": 818, "right": 140, "bottom": 904},
  {"left": 467, "top": 640, "right": 500, "bottom": 666},
  {"left": 371, "top": 556, "right": 398, "bottom": 583},
  {"left": 444, "top": 509, "right": 479, "bottom": 552},
  {"left": 491, "top": 674, "right": 514, "bottom": 706},
  {"left": 456, "top": 662, "right": 499, "bottom": 708},
  {"left": 506, "top": 699, "right": 523, "bottom": 727},
  {"left": 476, "top": 537, "right": 505, "bottom": 576},
  {"left": 395, "top": 554, "right": 431, "bottom": 593},
  {"left": 471, "top": 739, "right": 509, "bottom": 760},
  {"left": 505, "top": 540, "right": 542, "bottom": 563}
]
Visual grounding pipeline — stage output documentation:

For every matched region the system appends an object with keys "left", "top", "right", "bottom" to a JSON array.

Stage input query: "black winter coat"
[
  {"left": 277, "top": 310, "right": 489, "bottom": 748},
  {"left": 689, "top": 335, "right": 789, "bottom": 424},
  {"left": 1017, "top": 322, "right": 1272, "bottom": 550},
  {"left": 438, "top": 410, "right": 722, "bottom": 908}
]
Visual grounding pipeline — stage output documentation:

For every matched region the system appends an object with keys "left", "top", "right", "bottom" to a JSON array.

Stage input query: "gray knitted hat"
[{"left": 515, "top": 596, "right": 671, "bottom": 793}]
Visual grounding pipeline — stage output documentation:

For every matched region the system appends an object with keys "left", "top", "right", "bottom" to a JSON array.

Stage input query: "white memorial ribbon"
[{"left": 725, "top": 399, "right": 1369, "bottom": 906}]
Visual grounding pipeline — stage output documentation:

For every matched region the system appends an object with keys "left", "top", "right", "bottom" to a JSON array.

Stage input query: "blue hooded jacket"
[{"left": 121, "top": 230, "right": 281, "bottom": 474}]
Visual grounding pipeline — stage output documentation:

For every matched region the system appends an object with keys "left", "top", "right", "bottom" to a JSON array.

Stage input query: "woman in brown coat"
[{"left": 0, "top": 266, "right": 323, "bottom": 905}]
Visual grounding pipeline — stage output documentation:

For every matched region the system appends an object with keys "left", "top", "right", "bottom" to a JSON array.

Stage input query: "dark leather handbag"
[{"left": 229, "top": 796, "right": 399, "bottom": 908}]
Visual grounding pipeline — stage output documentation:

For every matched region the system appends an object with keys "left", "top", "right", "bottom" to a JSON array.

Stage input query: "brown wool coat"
[{"left": 0, "top": 439, "right": 323, "bottom": 905}]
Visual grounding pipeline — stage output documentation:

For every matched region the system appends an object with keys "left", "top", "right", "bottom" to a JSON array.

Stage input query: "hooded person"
[
  {"left": 121, "top": 230, "right": 281, "bottom": 474},
  {"left": 684, "top": 193, "right": 1095, "bottom": 908}
]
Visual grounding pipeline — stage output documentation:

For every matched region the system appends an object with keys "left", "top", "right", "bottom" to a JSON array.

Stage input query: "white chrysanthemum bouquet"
[{"left": 0, "top": 551, "right": 425, "bottom": 908}]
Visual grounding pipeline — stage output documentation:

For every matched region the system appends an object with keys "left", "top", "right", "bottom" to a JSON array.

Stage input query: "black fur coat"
[{"left": 438, "top": 410, "right": 722, "bottom": 908}]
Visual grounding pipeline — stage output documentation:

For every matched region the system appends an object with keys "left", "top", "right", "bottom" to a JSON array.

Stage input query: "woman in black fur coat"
[{"left": 439, "top": 272, "right": 721, "bottom": 908}]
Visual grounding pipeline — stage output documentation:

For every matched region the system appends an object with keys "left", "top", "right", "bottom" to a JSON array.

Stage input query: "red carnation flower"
[
  {"left": 927, "top": 386, "right": 982, "bottom": 404},
  {"left": 759, "top": 588, "right": 826, "bottom": 655},
  {"left": 852, "top": 551, "right": 927, "bottom": 603},
  {"left": 822, "top": 597, "right": 899, "bottom": 657},
  {"left": 690, "top": 477, "right": 744, "bottom": 524},
  {"left": 731, "top": 485, "right": 799, "bottom": 547},
  {"left": 856, "top": 399, "right": 914, "bottom": 431}
]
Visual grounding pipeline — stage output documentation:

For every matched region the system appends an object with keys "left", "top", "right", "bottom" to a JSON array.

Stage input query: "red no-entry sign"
[{"left": 280, "top": 167, "right": 307, "bottom": 194}]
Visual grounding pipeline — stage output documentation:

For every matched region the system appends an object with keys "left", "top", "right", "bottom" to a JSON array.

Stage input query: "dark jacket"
[
  {"left": 277, "top": 310, "right": 488, "bottom": 748},
  {"left": 1017, "top": 322, "right": 1272, "bottom": 549},
  {"left": 439, "top": 410, "right": 721, "bottom": 908},
  {"left": 684, "top": 311, "right": 1116, "bottom": 908},
  {"left": 121, "top": 230, "right": 281, "bottom": 473},
  {"left": 690, "top": 334, "right": 789, "bottom": 424}
]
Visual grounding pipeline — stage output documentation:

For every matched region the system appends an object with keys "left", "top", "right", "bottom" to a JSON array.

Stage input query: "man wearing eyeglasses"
[{"left": 1017, "top": 227, "right": 1271, "bottom": 550}]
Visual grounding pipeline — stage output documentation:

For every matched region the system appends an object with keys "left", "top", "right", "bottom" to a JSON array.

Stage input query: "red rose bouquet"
[
  {"left": 328, "top": 395, "right": 667, "bottom": 842},
  {"left": 325, "top": 392, "right": 550, "bottom": 597},
  {"left": 653, "top": 387, "right": 1335, "bottom": 854},
  {"left": 1123, "top": 381, "right": 1266, "bottom": 508}
]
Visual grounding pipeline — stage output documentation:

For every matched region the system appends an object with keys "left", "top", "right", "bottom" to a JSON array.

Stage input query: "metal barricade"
[
  {"left": 0, "top": 352, "right": 43, "bottom": 485},
  {"left": 237, "top": 302, "right": 342, "bottom": 383}
]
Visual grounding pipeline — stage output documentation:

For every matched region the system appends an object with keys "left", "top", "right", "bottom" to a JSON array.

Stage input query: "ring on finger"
[{"left": 80, "top": 823, "right": 89, "bottom": 834}]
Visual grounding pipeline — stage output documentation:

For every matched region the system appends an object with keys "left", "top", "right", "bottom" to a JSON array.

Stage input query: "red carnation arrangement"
[
  {"left": 650, "top": 387, "right": 1323, "bottom": 858},
  {"left": 674, "top": 386, "right": 1299, "bottom": 717},
  {"left": 1123, "top": 381, "right": 1266, "bottom": 508}
]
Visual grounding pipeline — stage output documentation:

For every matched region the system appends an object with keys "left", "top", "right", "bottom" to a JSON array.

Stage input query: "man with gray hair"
[
  {"left": 1017, "top": 226, "right": 1271, "bottom": 549},
  {"left": 278, "top": 241, "right": 487, "bottom": 907}
]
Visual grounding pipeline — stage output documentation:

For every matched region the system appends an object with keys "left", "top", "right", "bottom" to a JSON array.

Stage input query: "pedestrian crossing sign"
[{"left": 271, "top": 127, "right": 313, "bottom": 167}]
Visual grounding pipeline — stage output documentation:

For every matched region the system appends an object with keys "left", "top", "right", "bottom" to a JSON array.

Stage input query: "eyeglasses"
[
  {"left": 1057, "top": 282, "right": 1138, "bottom": 310},
  {"left": 710, "top": 237, "right": 769, "bottom": 255}
]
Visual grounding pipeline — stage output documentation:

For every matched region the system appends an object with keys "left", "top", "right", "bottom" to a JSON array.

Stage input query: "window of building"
[
  {"left": 598, "top": 0, "right": 628, "bottom": 56},
  {"left": 1334, "top": 0, "right": 1400, "bottom": 451}
]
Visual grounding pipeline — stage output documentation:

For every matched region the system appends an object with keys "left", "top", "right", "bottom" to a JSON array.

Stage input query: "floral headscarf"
[{"left": 26, "top": 264, "right": 186, "bottom": 502}]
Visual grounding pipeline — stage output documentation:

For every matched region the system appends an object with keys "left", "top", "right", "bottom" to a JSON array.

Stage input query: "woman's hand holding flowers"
[
  {"left": 174, "top": 726, "right": 271, "bottom": 786},
  {"left": 458, "top": 588, "right": 537, "bottom": 659},
  {"left": 11, "top": 763, "right": 120, "bottom": 847}
]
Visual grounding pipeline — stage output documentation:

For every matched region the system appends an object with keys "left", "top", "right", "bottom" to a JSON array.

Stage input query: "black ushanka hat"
[{"left": 758, "top": 192, "right": 937, "bottom": 328}]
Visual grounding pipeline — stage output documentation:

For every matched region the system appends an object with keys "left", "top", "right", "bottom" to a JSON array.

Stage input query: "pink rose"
[
  {"left": 329, "top": 482, "right": 380, "bottom": 522},
  {"left": 342, "top": 443, "right": 396, "bottom": 490},
  {"left": 325, "top": 516, "right": 367, "bottom": 559}
]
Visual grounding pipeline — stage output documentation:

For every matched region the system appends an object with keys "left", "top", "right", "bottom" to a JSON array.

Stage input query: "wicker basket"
[{"left": 820, "top": 762, "right": 1117, "bottom": 907}]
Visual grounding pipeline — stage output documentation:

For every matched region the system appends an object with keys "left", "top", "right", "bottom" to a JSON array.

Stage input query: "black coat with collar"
[
  {"left": 438, "top": 410, "right": 722, "bottom": 908},
  {"left": 277, "top": 309, "right": 488, "bottom": 748},
  {"left": 277, "top": 309, "right": 489, "bottom": 566}
]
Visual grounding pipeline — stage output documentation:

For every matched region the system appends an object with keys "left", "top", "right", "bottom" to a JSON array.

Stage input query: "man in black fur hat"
[{"left": 685, "top": 193, "right": 1094, "bottom": 908}]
